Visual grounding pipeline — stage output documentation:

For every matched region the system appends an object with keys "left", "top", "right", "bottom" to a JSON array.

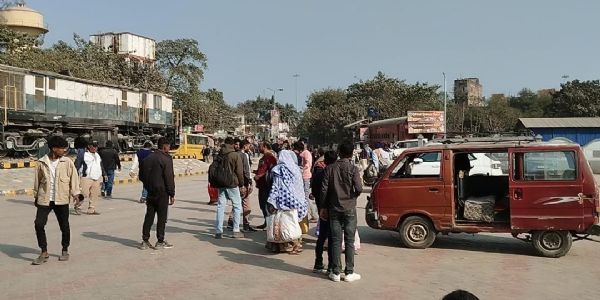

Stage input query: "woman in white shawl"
[{"left": 266, "top": 150, "right": 308, "bottom": 254}]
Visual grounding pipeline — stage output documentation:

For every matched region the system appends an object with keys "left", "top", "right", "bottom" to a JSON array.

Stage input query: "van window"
[
  {"left": 391, "top": 152, "right": 442, "bottom": 178},
  {"left": 523, "top": 151, "right": 576, "bottom": 181}
]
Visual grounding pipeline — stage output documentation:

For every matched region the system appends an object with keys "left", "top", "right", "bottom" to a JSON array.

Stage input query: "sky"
[{"left": 27, "top": 0, "right": 600, "bottom": 109}]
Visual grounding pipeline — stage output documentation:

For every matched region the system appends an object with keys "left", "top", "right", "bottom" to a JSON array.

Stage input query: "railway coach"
[{"left": 0, "top": 64, "right": 181, "bottom": 157}]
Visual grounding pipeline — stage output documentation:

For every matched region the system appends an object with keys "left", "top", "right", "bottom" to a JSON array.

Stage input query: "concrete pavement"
[{"left": 1, "top": 177, "right": 599, "bottom": 300}]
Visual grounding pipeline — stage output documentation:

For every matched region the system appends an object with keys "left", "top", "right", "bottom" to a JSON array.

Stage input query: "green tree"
[
  {"left": 485, "top": 97, "right": 521, "bottom": 133},
  {"left": 298, "top": 88, "right": 361, "bottom": 144},
  {"left": 546, "top": 80, "right": 600, "bottom": 117},
  {"left": 346, "top": 71, "right": 441, "bottom": 120},
  {"left": 156, "top": 39, "right": 208, "bottom": 94},
  {"left": 508, "top": 88, "right": 550, "bottom": 118}
]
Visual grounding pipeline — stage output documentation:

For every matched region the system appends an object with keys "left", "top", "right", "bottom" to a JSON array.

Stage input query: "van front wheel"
[
  {"left": 532, "top": 230, "right": 572, "bottom": 258},
  {"left": 399, "top": 216, "right": 436, "bottom": 249}
]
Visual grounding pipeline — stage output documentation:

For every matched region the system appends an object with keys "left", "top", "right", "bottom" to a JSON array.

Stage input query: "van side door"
[
  {"left": 509, "top": 149, "right": 584, "bottom": 231},
  {"left": 377, "top": 151, "right": 449, "bottom": 230}
]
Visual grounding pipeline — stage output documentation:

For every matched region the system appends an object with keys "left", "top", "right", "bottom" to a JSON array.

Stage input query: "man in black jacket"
[
  {"left": 320, "top": 141, "right": 363, "bottom": 283},
  {"left": 139, "top": 137, "right": 175, "bottom": 250},
  {"left": 99, "top": 141, "right": 121, "bottom": 199}
]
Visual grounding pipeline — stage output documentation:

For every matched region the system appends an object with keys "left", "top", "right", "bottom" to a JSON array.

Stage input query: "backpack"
[
  {"left": 208, "top": 152, "right": 236, "bottom": 188},
  {"left": 74, "top": 148, "right": 87, "bottom": 177}
]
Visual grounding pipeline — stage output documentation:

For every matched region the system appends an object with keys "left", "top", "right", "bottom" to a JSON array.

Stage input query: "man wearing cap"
[{"left": 75, "top": 141, "right": 106, "bottom": 215}]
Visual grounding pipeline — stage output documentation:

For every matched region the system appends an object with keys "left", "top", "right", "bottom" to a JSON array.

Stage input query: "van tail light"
[{"left": 595, "top": 188, "right": 600, "bottom": 217}]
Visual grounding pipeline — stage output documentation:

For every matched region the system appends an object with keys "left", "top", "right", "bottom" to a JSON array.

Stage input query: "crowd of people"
[
  {"left": 29, "top": 134, "right": 483, "bottom": 296},
  {"left": 31, "top": 136, "right": 175, "bottom": 264},
  {"left": 207, "top": 137, "right": 364, "bottom": 282}
]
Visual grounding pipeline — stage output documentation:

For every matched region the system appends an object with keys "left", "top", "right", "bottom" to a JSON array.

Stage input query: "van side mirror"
[{"left": 413, "top": 158, "right": 424, "bottom": 164}]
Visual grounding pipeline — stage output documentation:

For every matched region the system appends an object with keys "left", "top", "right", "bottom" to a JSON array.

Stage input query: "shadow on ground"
[
  {"left": 81, "top": 232, "right": 140, "bottom": 249},
  {"left": 0, "top": 244, "right": 58, "bottom": 262}
]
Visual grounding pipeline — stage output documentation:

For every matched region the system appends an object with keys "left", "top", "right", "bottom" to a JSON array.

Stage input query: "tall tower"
[
  {"left": 454, "top": 78, "right": 483, "bottom": 108},
  {"left": 0, "top": 1, "right": 48, "bottom": 42}
]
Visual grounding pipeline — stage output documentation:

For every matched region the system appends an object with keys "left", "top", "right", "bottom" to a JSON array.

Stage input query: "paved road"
[{"left": 1, "top": 177, "right": 599, "bottom": 300}]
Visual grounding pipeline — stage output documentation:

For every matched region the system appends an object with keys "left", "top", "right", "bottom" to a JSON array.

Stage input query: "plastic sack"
[{"left": 266, "top": 209, "right": 302, "bottom": 243}]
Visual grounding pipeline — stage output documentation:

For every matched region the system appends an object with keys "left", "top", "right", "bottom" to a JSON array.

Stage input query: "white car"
[
  {"left": 410, "top": 152, "right": 503, "bottom": 176},
  {"left": 392, "top": 139, "right": 428, "bottom": 158}
]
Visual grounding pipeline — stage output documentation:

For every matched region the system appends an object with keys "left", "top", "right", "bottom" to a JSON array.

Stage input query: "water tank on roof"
[{"left": 0, "top": 1, "right": 48, "bottom": 37}]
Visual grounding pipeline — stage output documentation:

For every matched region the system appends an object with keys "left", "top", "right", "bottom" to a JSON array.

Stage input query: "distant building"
[
  {"left": 537, "top": 88, "right": 557, "bottom": 98},
  {"left": 90, "top": 32, "right": 156, "bottom": 64},
  {"left": 517, "top": 118, "right": 600, "bottom": 146},
  {"left": 454, "top": 78, "right": 483, "bottom": 108},
  {"left": 0, "top": 1, "right": 48, "bottom": 44}
]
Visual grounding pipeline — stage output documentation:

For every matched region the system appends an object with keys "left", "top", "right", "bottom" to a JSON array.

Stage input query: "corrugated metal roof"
[
  {"left": 519, "top": 118, "right": 600, "bottom": 128},
  {"left": 369, "top": 117, "right": 408, "bottom": 127},
  {"left": 344, "top": 119, "right": 369, "bottom": 128}
]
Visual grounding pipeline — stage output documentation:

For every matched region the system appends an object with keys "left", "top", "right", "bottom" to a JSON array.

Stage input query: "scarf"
[{"left": 267, "top": 150, "right": 308, "bottom": 219}]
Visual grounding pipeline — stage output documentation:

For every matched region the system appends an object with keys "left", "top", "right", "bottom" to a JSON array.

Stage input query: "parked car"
[
  {"left": 366, "top": 141, "right": 600, "bottom": 257},
  {"left": 410, "top": 152, "right": 503, "bottom": 176},
  {"left": 392, "top": 139, "right": 428, "bottom": 158}
]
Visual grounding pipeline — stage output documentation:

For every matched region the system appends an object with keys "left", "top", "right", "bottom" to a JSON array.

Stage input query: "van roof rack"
[{"left": 431, "top": 136, "right": 538, "bottom": 145}]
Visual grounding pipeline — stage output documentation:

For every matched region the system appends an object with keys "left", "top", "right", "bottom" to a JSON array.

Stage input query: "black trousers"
[
  {"left": 258, "top": 187, "right": 270, "bottom": 218},
  {"left": 330, "top": 208, "right": 357, "bottom": 275},
  {"left": 314, "top": 218, "right": 333, "bottom": 270},
  {"left": 142, "top": 193, "right": 169, "bottom": 243},
  {"left": 34, "top": 202, "right": 70, "bottom": 252}
]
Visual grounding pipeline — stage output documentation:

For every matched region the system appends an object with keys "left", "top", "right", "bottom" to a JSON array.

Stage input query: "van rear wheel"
[
  {"left": 399, "top": 216, "right": 436, "bottom": 249},
  {"left": 531, "top": 230, "right": 572, "bottom": 258}
]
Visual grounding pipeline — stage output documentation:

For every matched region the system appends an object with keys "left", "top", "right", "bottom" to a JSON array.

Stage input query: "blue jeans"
[
  {"left": 215, "top": 187, "right": 242, "bottom": 234},
  {"left": 141, "top": 187, "right": 148, "bottom": 199},
  {"left": 101, "top": 169, "right": 116, "bottom": 195}
]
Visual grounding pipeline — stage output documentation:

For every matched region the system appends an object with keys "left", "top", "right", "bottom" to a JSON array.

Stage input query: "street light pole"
[
  {"left": 267, "top": 88, "right": 283, "bottom": 139},
  {"left": 443, "top": 72, "right": 447, "bottom": 139},
  {"left": 293, "top": 74, "right": 300, "bottom": 110}
]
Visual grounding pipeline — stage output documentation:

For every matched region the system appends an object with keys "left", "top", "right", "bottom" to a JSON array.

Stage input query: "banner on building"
[{"left": 407, "top": 111, "right": 445, "bottom": 134}]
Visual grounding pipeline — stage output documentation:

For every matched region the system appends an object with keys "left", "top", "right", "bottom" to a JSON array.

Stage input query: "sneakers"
[
  {"left": 312, "top": 268, "right": 328, "bottom": 275},
  {"left": 87, "top": 211, "right": 101, "bottom": 215},
  {"left": 140, "top": 241, "right": 154, "bottom": 250},
  {"left": 256, "top": 223, "right": 267, "bottom": 230},
  {"left": 58, "top": 250, "right": 69, "bottom": 261},
  {"left": 32, "top": 254, "right": 49, "bottom": 265},
  {"left": 344, "top": 273, "right": 361, "bottom": 282},
  {"left": 329, "top": 273, "right": 341, "bottom": 282},
  {"left": 101, "top": 191, "right": 106, "bottom": 197},
  {"left": 231, "top": 232, "right": 244, "bottom": 239},
  {"left": 155, "top": 241, "right": 174, "bottom": 249},
  {"left": 214, "top": 233, "right": 223, "bottom": 239}
]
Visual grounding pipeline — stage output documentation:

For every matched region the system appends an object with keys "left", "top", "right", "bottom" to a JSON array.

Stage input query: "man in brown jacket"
[
  {"left": 32, "top": 136, "right": 82, "bottom": 265},
  {"left": 213, "top": 137, "right": 244, "bottom": 239}
]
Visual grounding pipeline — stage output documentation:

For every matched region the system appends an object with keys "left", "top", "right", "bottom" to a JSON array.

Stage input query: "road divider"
[{"left": 0, "top": 170, "right": 207, "bottom": 197}]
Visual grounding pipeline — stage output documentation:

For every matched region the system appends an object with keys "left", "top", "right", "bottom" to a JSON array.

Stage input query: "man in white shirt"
[{"left": 76, "top": 141, "right": 106, "bottom": 215}]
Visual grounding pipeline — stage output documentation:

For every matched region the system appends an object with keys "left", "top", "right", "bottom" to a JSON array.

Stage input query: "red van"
[{"left": 366, "top": 140, "right": 600, "bottom": 257}]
